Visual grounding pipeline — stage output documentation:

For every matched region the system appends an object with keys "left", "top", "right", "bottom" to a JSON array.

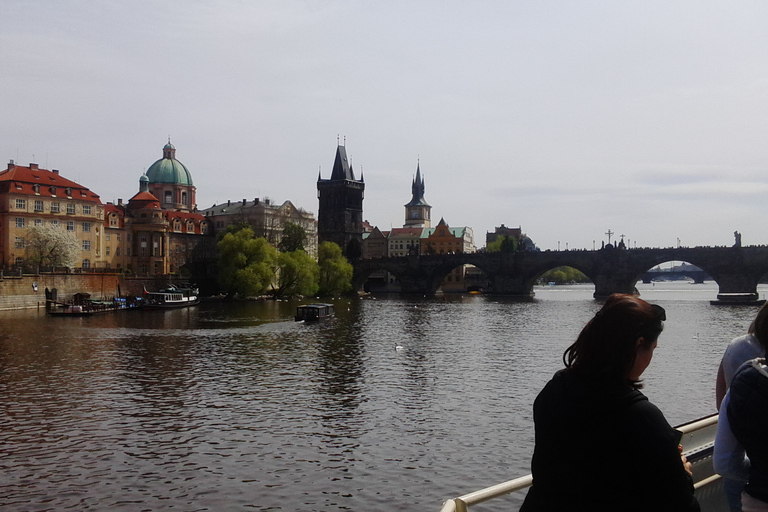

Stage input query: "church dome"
[{"left": 145, "top": 141, "right": 194, "bottom": 186}]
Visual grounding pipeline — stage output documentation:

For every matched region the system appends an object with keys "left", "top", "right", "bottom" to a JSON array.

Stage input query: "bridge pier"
[
  {"left": 592, "top": 273, "right": 638, "bottom": 299},
  {"left": 709, "top": 273, "right": 764, "bottom": 305}
]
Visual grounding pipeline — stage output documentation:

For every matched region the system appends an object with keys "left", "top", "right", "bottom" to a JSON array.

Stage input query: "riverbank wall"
[{"left": 0, "top": 273, "right": 167, "bottom": 311}]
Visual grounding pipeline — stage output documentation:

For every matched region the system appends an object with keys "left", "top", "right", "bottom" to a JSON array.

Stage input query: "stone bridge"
[{"left": 352, "top": 246, "right": 768, "bottom": 303}]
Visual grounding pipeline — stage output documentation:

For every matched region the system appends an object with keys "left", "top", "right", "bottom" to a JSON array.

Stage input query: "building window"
[
  {"left": 82, "top": 259, "right": 90, "bottom": 269},
  {"left": 83, "top": 205, "right": 91, "bottom": 215},
  {"left": 201, "top": 223, "right": 208, "bottom": 234},
  {"left": 106, "top": 234, "right": 111, "bottom": 241},
  {"left": 115, "top": 247, "right": 121, "bottom": 256},
  {"left": 126, "top": 247, "right": 131, "bottom": 256},
  {"left": 34, "top": 218, "right": 43, "bottom": 226},
  {"left": 14, "top": 237, "right": 25, "bottom": 249},
  {"left": 66, "top": 203, "right": 75, "bottom": 214},
  {"left": 50, "top": 202, "right": 60, "bottom": 213},
  {"left": 109, "top": 215, "right": 119, "bottom": 227},
  {"left": 82, "top": 240, "right": 91, "bottom": 251},
  {"left": 67, "top": 221, "right": 75, "bottom": 231},
  {"left": 165, "top": 191, "right": 172, "bottom": 204},
  {"left": 106, "top": 246, "right": 111, "bottom": 256},
  {"left": 15, "top": 217, "right": 25, "bottom": 228},
  {"left": 140, "top": 264, "right": 148, "bottom": 274},
  {"left": 15, "top": 257, "right": 23, "bottom": 266},
  {"left": 186, "top": 221, "right": 194, "bottom": 232},
  {"left": 118, "top": 234, "right": 122, "bottom": 242},
  {"left": 182, "top": 191, "right": 188, "bottom": 205},
  {"left": 50, "top": 186, "right": 56, "bottom": 196},
  {"left": 65, "top": 188, "right": 72, "bottom": 197},
  {"left": 82, "top": 222, "right": 91, "bottom": 232},
  {"left": 34, "top": 200, "right": 43, "bottom": 212},
  {"left": 15, "top": 199, "right": 26, "bottom": 209},
  {"left": 33, "top": 184, "right": 40, "bottom": 194},
  {"left": 174, "top": 219, "right": 181, "bottom": 232},
  {"left": 51, "top": 220, "right": 60, "bottom": 227}
]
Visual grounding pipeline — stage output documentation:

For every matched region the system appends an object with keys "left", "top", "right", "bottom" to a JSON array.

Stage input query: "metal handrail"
[{"left": 438, "top": 413, "right": 720, "bottom": 512}]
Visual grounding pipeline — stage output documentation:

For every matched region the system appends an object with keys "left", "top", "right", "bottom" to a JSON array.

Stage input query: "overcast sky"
[{"left": 3, "top": 1, "right": 768, "bottom": 251}]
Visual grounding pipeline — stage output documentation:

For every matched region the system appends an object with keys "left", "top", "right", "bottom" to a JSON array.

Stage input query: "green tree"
[
  {"left": 486, "top": 235, "right": 518, "bottom": 252},
  {"left": 539, "top": 266, "right": 590, "bottom": 284},
  {"left": 216, "top": 228, "right": 278, "bottom": 298},
  {"left": 272, "top": 250, "right": 319, "bottom": 297},
  {"left": 318, "top": 241, "right": 353, "bottom": 296},
  {"left": 24, "top": 224, "right": 80, "bottom": 268},
  {"left": 217, "top": 221, "right": 252, "bottom": 241},
  {"left": 278, "top": 222, "right": 307, "bottom": 253}
]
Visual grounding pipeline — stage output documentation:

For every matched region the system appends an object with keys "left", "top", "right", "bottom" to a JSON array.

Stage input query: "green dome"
[{"left": 145, "top": 143, "right": 194, "bottom": 185}]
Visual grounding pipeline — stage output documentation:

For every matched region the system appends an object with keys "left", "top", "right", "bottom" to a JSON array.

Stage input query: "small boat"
[
  {"left": 144, "top": 285, "right": 200, "bottom": 309},
  {"left": 295, "top": 303, "right": 334, "bottom": 322}
]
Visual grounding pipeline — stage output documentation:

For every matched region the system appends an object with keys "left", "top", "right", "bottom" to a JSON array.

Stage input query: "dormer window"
[
  {"left": 50, "top": 186, "right": 56, "bottom": 196},
  {"left": 65, "top": 188, "right": 72, "bottom": 197},
  {"left": 33, "top": 184, "right": 40, "bottom": 194}
]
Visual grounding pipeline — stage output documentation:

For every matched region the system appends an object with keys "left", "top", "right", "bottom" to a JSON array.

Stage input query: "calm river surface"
[{"left": 2, "top": 282, "right": 766, "bottom": 511}]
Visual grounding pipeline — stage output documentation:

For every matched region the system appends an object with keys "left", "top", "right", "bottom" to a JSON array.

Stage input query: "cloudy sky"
[{"left": 3, "top": 1, "right": 768, "bottom": 251}]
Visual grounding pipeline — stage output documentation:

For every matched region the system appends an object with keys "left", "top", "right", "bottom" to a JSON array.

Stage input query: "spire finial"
[
  {"left": 343, "top": 135, "right": 346, "bottom": 146},
  {"left": 337, "top": 134, "right": 340, "bottom": 145}
]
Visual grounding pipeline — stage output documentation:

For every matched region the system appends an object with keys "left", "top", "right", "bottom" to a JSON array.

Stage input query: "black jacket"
[
  {"left": 520, "top": 369, "right": 700, "bottom": 512},
  {"left": 727, "top": 360, "right": 768, "bottom": 504}
]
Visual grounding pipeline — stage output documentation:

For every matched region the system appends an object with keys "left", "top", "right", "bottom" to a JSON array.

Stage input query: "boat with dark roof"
[{"left": 295, "top": 303, "right": 334, "bottom": 322}]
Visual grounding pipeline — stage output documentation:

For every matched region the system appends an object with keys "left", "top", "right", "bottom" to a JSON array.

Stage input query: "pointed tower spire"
[{"left": 404, "top": 159, "right": 431, "bottom": 228}]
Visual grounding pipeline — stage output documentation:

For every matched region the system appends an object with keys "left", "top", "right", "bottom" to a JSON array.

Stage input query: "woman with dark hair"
[{"left": 520, "top": 294, "right": 699, "bottom": 512}]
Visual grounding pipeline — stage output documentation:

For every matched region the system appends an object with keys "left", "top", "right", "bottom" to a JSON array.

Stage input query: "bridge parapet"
[{"left": 352, "top": 246, "right": 768, "bottom": 302}]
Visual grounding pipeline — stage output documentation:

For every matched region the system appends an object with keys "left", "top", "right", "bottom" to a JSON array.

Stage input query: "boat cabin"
[{"left": 295, "top": 303, "right": 334, "bottom": 322}]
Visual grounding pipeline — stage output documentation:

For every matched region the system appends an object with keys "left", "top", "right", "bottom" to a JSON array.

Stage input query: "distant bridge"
[
  {"left": 353, "top": 246, "right": 768, "bottom": 303},
  {"left": 641, "top": 269, "right": 711, "bottom": 284}
]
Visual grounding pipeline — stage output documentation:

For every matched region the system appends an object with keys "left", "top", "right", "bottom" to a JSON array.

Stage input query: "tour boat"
[
  {"left": 437, "top": 413, "right": 728, "bottom": 512},
  {"left": 143, "top": 286, "right": 200, "bottom": 309},
  {"left": 295, "top": 303, "right": 334, "bottom": 322}
]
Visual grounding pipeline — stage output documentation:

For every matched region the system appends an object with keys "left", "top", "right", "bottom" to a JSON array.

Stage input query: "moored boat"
[
  {"left": 47, "top": 295, "right": 144, "bottom": 316},
  {"left": 143, "top": 285, "right": 200, "bottom": 309},
  {"left": 295, "top": 303, "right": 334, "bottom": 322}
]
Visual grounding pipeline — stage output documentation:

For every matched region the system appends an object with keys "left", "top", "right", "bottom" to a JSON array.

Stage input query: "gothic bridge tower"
[
  {"left": 317, "top": 144, "right": 365, "bottom": 259},
  {"left": 404, "top": 162, "right": 431, "bottom": 228}
]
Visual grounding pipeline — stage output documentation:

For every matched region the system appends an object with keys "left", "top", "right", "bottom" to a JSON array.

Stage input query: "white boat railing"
[{"left": 438, "top": 413, "right": 723, "bottom": 512}]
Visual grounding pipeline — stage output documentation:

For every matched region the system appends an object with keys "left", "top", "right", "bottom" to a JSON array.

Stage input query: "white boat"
[
  {"left": 144, "top": 285, "right": 200, "bottom": 309},
  {"left": 437, "top": 413, "right": 728, "bottom": 512}
]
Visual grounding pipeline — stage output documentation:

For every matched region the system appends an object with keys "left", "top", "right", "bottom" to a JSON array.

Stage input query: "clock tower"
[{"left": 404, "top": 162, "right": 431, "bottom": 228}]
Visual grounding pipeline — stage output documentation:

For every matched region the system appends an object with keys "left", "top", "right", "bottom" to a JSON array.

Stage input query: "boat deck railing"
[{"left": 438, "top": 414, "right": 727, "bottom": 512}]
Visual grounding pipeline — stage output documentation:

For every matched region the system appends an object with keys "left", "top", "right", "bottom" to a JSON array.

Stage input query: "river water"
[{"left": 1, "top": 282, "right": 765, "bottom": 511}]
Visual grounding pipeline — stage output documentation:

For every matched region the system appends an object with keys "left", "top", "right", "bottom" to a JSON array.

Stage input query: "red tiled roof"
[
  {"left": 0, "top": 163, "right": 102, "bottom": 203},
  {"left": 127, "top": 191, "right": 161, "bottom": 210}
]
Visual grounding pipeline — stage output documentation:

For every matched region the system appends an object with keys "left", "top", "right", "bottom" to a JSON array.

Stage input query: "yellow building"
[{"left": 0, "top": 161, "right": 105, "bottom": 269}]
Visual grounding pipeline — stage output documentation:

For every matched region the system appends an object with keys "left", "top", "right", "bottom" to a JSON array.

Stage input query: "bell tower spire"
[{"left": 404, "top": 160, "right": 431, "bottom": 228}]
